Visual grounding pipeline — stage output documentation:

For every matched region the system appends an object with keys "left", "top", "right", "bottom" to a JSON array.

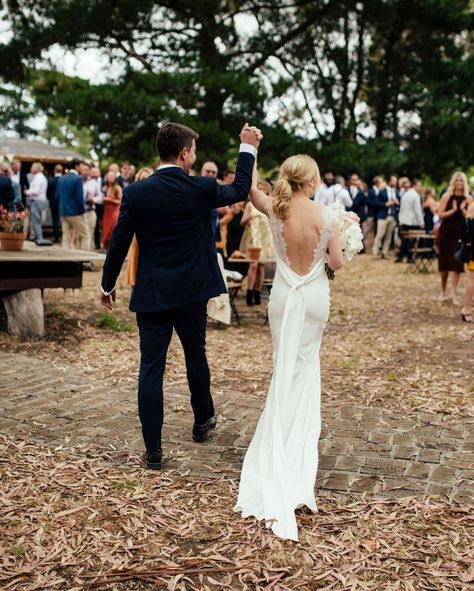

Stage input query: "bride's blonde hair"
[{"left": 272, "top": 155, "right": 320, "bottom": 219}]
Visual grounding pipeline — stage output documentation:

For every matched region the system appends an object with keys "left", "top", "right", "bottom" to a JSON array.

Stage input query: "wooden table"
[{"left": 0, "top": 242, "right": 105, "bottom": 337}]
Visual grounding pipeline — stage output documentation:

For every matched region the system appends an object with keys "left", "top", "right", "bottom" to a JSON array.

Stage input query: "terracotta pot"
[
  {"left": 247, "top": 246, "right": 262, "bottom": 261},
  {"left": 0, "top": 232, "right": 25, "bottom": 251}
]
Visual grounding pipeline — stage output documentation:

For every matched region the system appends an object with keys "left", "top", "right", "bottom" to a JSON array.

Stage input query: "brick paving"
[{"left": 1, "top": 351, "right": 473, "bottom": 505}]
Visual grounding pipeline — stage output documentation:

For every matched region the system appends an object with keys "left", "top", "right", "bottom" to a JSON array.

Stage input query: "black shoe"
[
  {"left": 246, "top": 289, "right": 254, "bottom": 306},
  {"left": 394, "top": 258, "right": 403, "bottom": 263},
  {"left": 253, "top": 290, "right": 261, "bottom": 305},
  {"left": 192, "top": 416, "right": 217, "bottom": 442},
  {"left": 143, "top": 449, "right": 162, "bottom": 470}
]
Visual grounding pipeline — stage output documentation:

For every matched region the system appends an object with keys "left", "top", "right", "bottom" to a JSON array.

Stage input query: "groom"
[{"left": 100, "top": 122, "right": 261, "bottom": 469}]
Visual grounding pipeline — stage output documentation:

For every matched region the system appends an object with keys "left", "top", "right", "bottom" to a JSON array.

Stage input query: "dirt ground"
[{"left": 1, "top": 254, "right": 473, "bottom": 590}]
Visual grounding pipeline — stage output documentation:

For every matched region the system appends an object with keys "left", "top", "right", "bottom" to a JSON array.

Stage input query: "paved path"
[{"left": 1, "top": 352, "right": 473, "bottom": 504}]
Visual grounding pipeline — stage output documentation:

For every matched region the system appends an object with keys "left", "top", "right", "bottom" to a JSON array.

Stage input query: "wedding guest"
[
  {"left": 366, "top": 176, "right": 384, "bottom": 249},
  {"left": 46, "top": 164, "right": 63, "bottom": 242},
  {"left": 10, "top": 159, "right": 28, "bottom": 202},
  {"left": 108, "top": 163, "right": 124, "bottom": 188},
  {"left": 0, "top": 164, "right": 15, "bottom": 208},
  {"left": 225, "top": 201, "right": 246, "bottom": 259},
  {"left": 372, "top": 175, "right": 398, "bottom": 259},
  {"left": 102, "top": 170, "right": 123, "bottom": 250},
  {"left": 437, "top": 172, "right": 470, "bottom": 304},
  {"left": 223, "top": 169, "right": 236, "bottom": 184},
  {"left": 82, "top": 162, "right": 102, "bottom": 251},
  {"left": 25, "top": 162, "right": 48, "bottom": 243},
  {"left": 120, "top": 162, "right": 133, "bottom": 188},
  {"left": 56, "top": 159, "right": 90, "bottom": 251},
  {"left": 239, "top": 179, "right": 275, "bottom": 305},
  {"left": 201, "top": 162, "right": 220, "bottom": 236},
  {"left": 314, "top": 171, "right": 334, "bottom": 202},
  {"left": 321, "top": 175, "right": 352, "bottom": 208},
  {"left": 90, "top": 166, "right": 103, "bottom": 249},
  {"left": 422, "top": 187, "right": 438, "bottom": 234},
  {"left": 398, "top": 176, "right": 410, "bottom": 197},
  {"left": 129, "top": 164, "right": 136, "bottom": 180},
  {"left": 396, "top": 179, "right": 424, "bottom": 263},
  {"left": 461, "top": 198, "right": 474, "bottom": 322},
  {"left": 348, "top": 173, "right": 367, "bottom": 242},
  {"left": 126, "top": 167, "right": 154, "bottom": 286},
  {"left": 201, "top": 161, "right": 218, "bottom": 177}
]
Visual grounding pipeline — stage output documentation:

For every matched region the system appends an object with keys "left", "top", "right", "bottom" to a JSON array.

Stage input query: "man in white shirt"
[
  {"left": 320, "top": 175, "right": 353, "bottom": 209},
  {"left": 396, "top": 179, "right": 424, "bottom": 263},
  {"left": 81, "top": 162, "right": 102, "bottom": 251},
  {"left": 314, "top": 171, "right": 334, "bottom": 202},
  {"left": 25, "top": 162, "right": 48, "bottom": 244}
]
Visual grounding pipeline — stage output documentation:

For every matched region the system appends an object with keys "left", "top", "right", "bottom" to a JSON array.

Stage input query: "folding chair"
[
  {"left": 405, "top": 232, "right": 437, "bottom": 273},
  {"left": 227, "top": 280, "right": 242, "bottom": 325}
]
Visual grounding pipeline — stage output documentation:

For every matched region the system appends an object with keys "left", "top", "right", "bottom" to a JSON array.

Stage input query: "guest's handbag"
[{"left": 454, "top": 238, "right": 470, "bottom": 263}]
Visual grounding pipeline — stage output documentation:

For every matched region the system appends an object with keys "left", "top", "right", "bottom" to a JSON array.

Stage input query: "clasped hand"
[{"left": 240, "top": 123, "right": 263, "bottom": 148}]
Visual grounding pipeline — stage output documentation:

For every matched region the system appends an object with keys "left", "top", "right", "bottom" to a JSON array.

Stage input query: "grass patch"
[
  {"left": 340, "top": 357, "right": 360, "bottom": 369},
  {"left": 98, "top": 312, "right": 133, "bottom": 332}
]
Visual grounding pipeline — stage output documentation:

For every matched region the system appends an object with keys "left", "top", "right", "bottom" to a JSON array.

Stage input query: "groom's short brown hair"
[{"left": 156, "top": 122, "right": 199, "bottom": 161}]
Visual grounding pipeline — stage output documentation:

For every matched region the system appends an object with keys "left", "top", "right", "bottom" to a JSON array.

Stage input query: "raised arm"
[
  {"left": 249, "top": 161, "right": 272, "bottom": 214},
  {"left": 213, "top": 124, "right": 261, "bottom": 208}
]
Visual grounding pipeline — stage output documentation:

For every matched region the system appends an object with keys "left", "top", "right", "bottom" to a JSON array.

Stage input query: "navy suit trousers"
[{"left": 136, "top": 301, "right": 214, "bottom": 451}]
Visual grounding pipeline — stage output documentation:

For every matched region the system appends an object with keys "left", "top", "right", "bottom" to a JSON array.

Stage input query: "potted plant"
[{"left": 0, "top": 205, "right": 26, "bottom": 251}]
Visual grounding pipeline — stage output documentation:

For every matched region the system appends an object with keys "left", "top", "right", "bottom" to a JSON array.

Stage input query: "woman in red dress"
[{"left": 102, "top": 171, "right": 123, "bottom": 250}]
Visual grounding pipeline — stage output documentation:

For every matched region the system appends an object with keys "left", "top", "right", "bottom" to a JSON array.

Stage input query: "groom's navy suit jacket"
[{"left": 101, "top": 150, "right": 255, "bottom": 312}]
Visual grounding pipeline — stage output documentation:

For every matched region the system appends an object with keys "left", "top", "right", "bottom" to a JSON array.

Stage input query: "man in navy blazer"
[
  {"left": 372, "top": 175, "right": 399, "bottom": 258},
  {"left": 0, "top": 170, "right": 15, "bottom": 209},
  {"left": 100, "top": 122, "right": 261, "bottom": 469},
  {"left": 56, "top": 159, "right": 90, "bottom": 250}
]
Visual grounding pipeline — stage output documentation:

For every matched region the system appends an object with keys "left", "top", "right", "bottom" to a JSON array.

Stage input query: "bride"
[{"left": 234, "top": 154, "right": 353, "bottom": 542}]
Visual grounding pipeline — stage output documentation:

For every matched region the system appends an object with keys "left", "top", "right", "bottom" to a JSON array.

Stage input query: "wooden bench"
[{"left": 0, "top": 242, "right": 105, "bottom": 337}]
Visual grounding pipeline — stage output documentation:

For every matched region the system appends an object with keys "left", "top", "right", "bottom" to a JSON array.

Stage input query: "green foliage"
[{"left": 0, "top": 0, "right": 472, "bottom": 180}]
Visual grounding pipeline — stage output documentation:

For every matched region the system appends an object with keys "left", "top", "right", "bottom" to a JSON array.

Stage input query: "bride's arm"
[
  {"left": 327, "top": 228, "right": 344, "bottom": 271},
  {"left": 249, "top": 161, "right": 272, "bottom": 214}
]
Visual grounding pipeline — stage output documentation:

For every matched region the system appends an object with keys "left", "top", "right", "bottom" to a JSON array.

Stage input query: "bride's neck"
[{"left": 292, "top": 191, "right": 309, "bottom": 200}]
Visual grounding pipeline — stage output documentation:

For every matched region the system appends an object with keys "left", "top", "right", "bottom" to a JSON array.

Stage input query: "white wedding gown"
[{"left": 234, "top": 203, "right": 340, "bottom": 542}]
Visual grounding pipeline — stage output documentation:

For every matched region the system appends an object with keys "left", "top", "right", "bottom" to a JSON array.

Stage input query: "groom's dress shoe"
[
  {"left": 192, "top": 416, "right": 217, "bottom": 442},
  {"left": 143, "top": 449, "right": 162, "bottom": 470}
]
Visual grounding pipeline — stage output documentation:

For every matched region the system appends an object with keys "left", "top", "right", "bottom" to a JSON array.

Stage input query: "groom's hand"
[
  {"left": 100, "top": 290, "right": 116, "bottom": 310},
  {"left": 240, "top": 123, "right": 262, "bottom": 149}
]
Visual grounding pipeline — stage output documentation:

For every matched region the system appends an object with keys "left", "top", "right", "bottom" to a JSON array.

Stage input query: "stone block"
[
  {"left": 405, "top": 462, "right": 430, "bottom": 479},
  {"left": 318, "top": 455, "right": 338, "bottom": 470},
  {"left": 323, "top": 472, "right": 352, "bottom": 491},
  {"left": 350, "top": 476, "right": 381, "bottom": 493},
  {"left": 430, "top": 466, "right": 459, "bottom": 483},
  {"left": 2, "top": 289, "right": 45, "bottom": 337},
  {"left": 361, "top": 457, "right": 406, "bottom": 476},
  {"left": 418, "top": 449, "right": 441, "bottom": 463},
  {"left": 393, "top": 445, "right": 419, "bottom": 460},
  {"left": 336, "top": 455, "right": 363, "bottom": 471}
]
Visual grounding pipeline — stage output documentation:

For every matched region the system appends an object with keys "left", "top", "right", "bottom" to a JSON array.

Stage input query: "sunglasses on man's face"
[{"left": 205, "top": 170, "right": 217, "bottom": 175}]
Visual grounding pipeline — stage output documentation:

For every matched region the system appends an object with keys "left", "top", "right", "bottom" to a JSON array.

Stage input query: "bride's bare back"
[{"left": 280, "top": 197, "right": 325, "bottom": 276}]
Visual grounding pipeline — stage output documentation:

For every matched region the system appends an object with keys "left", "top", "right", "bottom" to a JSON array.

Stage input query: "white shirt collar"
[{"left": 158, "top": 164, "right": 180, "bottom": 170}]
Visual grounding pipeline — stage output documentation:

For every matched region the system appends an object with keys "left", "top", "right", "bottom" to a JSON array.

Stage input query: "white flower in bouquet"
[{"left": 325, "top": 203, "right": 363, "bottom": 278}]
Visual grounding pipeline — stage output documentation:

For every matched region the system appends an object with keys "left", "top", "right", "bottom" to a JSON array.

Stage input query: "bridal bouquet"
[{"left": 325, "top": 202, "right": 364, "bottom": 279}]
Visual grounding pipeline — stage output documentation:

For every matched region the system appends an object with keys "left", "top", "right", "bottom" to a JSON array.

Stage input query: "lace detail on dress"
[
  {"left": 312, "top": 206, "right": 340, "bottom": 269},
  {"left": 267, "top": 202, "right": 341, "bottom": 275},
  {"left": 266, "top": 203, "right": 293, "bottom": 268}
]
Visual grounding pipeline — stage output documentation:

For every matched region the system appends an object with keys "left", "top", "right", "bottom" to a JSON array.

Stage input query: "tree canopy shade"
[{"left": 1, "top": 0, "right": 473, "bottom": 181}]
